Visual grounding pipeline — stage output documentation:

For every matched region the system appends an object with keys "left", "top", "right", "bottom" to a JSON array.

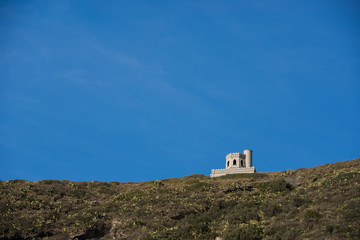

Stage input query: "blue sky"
[{"left": 1, "top": 0, "right": 359, "bottom": 182}]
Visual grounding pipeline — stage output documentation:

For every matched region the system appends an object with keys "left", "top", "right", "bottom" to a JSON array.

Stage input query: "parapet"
[
  {"left": 210, "top": 167, "right": 255, "bottom": 177},
  {"left": 226, "top": 152, "right": 245, "bottom": 159}
]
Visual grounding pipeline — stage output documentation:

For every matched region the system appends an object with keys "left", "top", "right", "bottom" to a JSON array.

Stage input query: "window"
[
  {"left": 240, "top": 160, "right": 244, "bottom": 167},
  {"left": 233, "top": 159, "right": 236, "bottom": 165},
  {"left": 227, "top": 161, "right": 229, "bottom": 167}
]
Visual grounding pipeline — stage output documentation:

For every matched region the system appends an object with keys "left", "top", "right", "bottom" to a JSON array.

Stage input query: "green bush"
[
  {"left": 258, "top": 178, "right": 293, "bottom": 193},
  {"left": 261, "top": 201, "right": 282, "bottom": 218},
  {"left": 185, "top": 180, "right": 213, "bottom": 192},
  {"left": 97, "top": 187, "right": 117, "bottom": 195},
  {"left": 335, "top": 172, "right": 360, "bottom": 183},
  {"left": 226, "top": 201, "right": 260, "bottom": 223},
  {"left": 304, "top": 209, "right": 322, "bottom": 221},
  {"left": 224, "top": 224, "right": 263, "bottom": 240},
  {"left": 342, "top": 199, "right": 360, "bottom": 223},
  {"left": 125, "top": 189, "right": 145, "bottom": 199},
  {"left": 220, "top": 173, "right": 268, "bottom": 180},
  {"left": 289, "top": 196, "right": 309, "bottom": 208},
  {"left": 41, "top": 179, "right": 61, "bottom": 185}
]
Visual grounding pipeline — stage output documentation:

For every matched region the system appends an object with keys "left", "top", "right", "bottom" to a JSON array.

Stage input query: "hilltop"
[{"left": 1, "top": 158, "right": 359, "bottom": 240}]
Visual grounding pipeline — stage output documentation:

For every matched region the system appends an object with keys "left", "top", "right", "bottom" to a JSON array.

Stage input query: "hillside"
[{"left": 1, "top": 159, "right": 359, "bottom": 240}]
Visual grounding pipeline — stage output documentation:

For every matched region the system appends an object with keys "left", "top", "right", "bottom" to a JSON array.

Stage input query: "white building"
[{"left": 210, "top": 149, "right": 255, "bottom": 177}]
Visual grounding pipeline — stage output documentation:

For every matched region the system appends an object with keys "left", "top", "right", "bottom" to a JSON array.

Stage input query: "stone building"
[{"left": 210, "top": 149, "right": 255, "bottom": 177}]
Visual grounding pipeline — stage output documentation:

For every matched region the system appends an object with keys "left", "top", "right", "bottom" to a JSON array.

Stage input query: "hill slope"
[{"left": 1, "top": 159, "right": 360, "bottom": 240}]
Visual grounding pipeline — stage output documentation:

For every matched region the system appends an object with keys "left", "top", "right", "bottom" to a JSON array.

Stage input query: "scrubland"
[{"left": 1, "top": 158, "right": 359, "bottom": 239}]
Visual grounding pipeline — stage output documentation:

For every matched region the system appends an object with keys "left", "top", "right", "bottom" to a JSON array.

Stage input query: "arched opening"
[
  {"left": 227, "top": 161, "right": 229, "bottom": 167},
  {"left": 233, "top": 159, "right": 236, "bottom": 165},
  {"left": 240, "top": 160, "right": 244, "bottom": 167}
]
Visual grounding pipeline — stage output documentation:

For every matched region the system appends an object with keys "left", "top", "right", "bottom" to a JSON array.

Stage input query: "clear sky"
[{"left": 1, "top": 0, "right": 359, "bottom": 182}]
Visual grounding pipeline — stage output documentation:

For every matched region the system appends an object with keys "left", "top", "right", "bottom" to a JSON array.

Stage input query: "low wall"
[{"left": 210, "top": 167, "right": 255, "bottom": 177}]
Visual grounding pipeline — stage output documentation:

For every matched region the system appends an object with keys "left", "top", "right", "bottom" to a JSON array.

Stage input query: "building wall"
[
  {"left": 210, "top": 167, "right": 256, "bottom": 177},
  {"left": 210, "top": 150, "right": 255, "bottom": 177},
  {"left": 225, "top": 153, "right": 246, "bottom": 169}
]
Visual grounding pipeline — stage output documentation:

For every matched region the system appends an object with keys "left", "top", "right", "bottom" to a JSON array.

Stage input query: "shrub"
[
  {"left": 41, "top": 180, "right": 61, "bottom": 185},
  {"left": 220, "top": 173, "right": 268, "bottom": 180},
  {"left": 185, "top": 180, "right": 213, "bottom": 192},
  {"left": 281, "top": 229, "right": 299, "bottom": 240},
  {"left": 223, "top": 224, "right": 263, "bottom": 240},
  {"left": 261, "top": 201, "right": 283, "bottom": 218},
  {"left": 97, "top": 187, "right": 117, "bottom": 195},
  {"left": 342, "top": 199, "right": 360, "bottom": 223},
  {"left": 304, "top": 209, "right": 322, "bottom": 221},
  {"left": 183, "top": 174, "right": 208, "bottom": 181},
  {"left": 71, "top": 189, "right": 87, "bottom": 198},
  {"left": 9, "top": 179, "right": 28, "bottom": 184},
  {"left": 226, "top": 201, "right": 260, "bottom": 223},
  {"left": 336, "top": 172, "right": 360, "bottom": 182},
  {"left": 125, "top": 189, "right": 145, "bottom": 199},
  {"left": 258, "top": 178, "right": 293, "bottom": 193},
  {"left": 284, "top": 169, "right": 295, "bottom": 175},
  {"left": 153, "top": 180, "right": 164, "bottom": 187},
  {"left": 289, "top": 196, "right": 309, "bottom": 208}
]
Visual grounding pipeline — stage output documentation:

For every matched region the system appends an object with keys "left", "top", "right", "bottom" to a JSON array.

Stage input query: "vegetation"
[{"left": 0, "top": 158, "right": 359, "bottom": 239}]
